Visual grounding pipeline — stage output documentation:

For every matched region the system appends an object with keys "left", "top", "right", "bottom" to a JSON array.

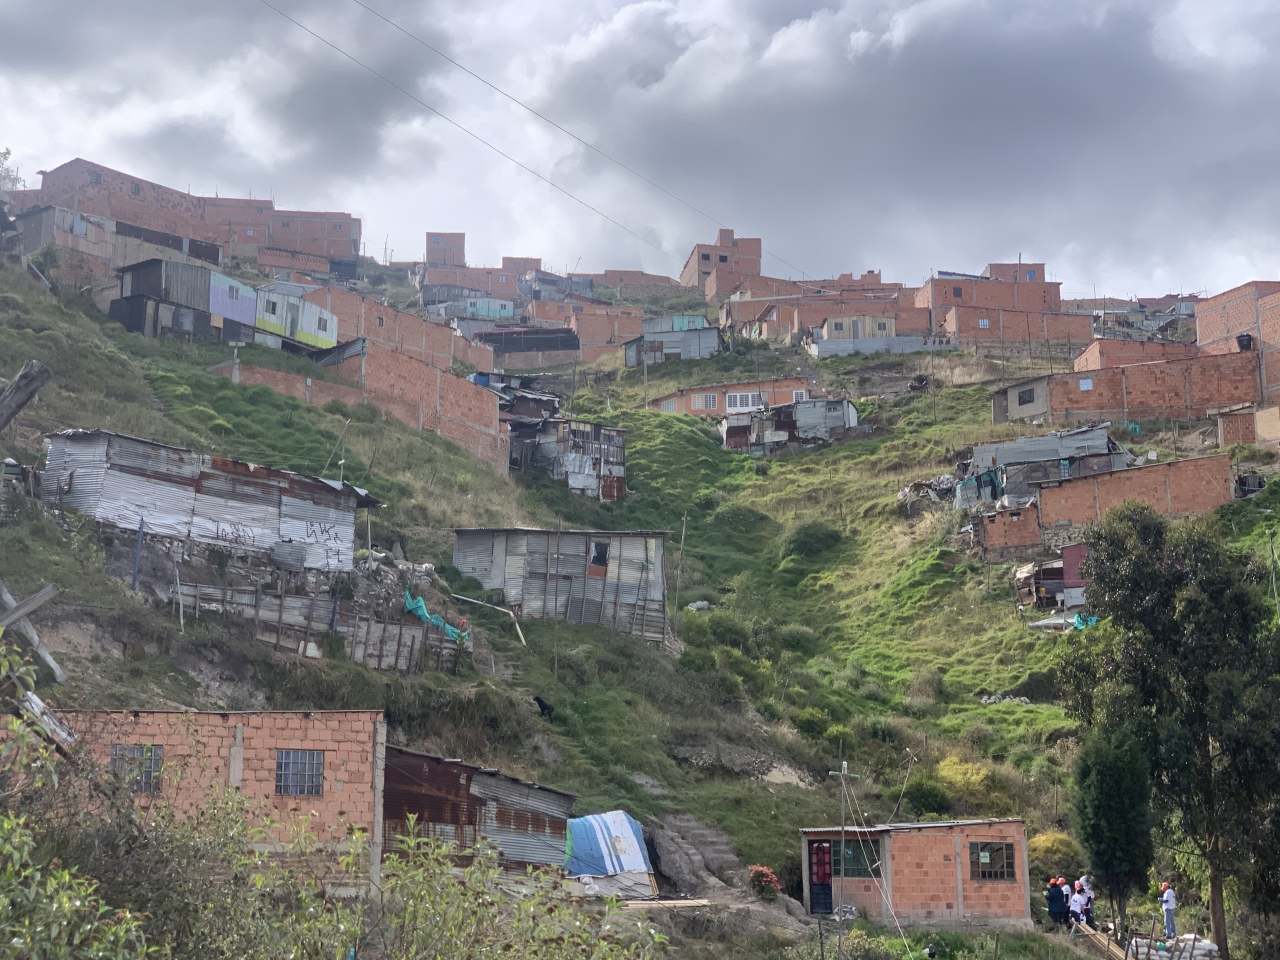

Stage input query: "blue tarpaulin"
[
  {"left": 564, "top": 811, "right": 652, "bottom": 878},
  {"left": 403, "top": 591, "right": 469, "bottom": 643}
]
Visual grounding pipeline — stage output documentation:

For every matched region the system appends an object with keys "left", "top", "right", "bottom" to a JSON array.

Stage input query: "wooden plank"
[
  {"left": 0, "top": 584, "right": 59, "bottom": 631},
  {"left": 393, "top": 616, "right": 405, "bottom": 673},
  {"left": 0, "top": 360, "right": 52, "bottom": 434}
]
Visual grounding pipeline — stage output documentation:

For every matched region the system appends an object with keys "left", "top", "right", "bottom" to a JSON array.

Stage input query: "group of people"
[
  {"left": 1045, "top": 877, "right": 1179, "bottom": 939},
  {"left": 1045, "top": 876, "right": 1095, "bottom": 928}
]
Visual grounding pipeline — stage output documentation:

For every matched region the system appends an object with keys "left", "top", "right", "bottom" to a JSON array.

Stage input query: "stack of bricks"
[
  {"left": 1038, "top": 454, "right": 1232, "bottom": 548},
  {"left": 62, "top": 710, "right": 382, "bottom": 844}
]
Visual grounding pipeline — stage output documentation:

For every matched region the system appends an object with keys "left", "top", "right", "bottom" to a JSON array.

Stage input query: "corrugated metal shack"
[
  {"left": 961, "top": 424, "right": 1130, "bottom": 503},
  {"left": 111, "top": 258, "right": 216, "bottom": 340},
  {"left": 382, "top": 747, "right": 576, "bottom": 871},
  {"left": 623, "top": 315, "right": 721, "bottom": 367},
  {"left": 508, "top": 419, "right": 624, "bottom": 501},
  {"left": 719, "top": 399, "right": 859, "bottom": 456},
  {"left": 41, "top": 430, "right": 378, "bottom": 571},
  {"left": 453, "top": 528, "right": 666, "bottom": 642}
]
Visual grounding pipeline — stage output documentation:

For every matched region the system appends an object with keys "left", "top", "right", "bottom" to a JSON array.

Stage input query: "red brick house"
[
  {"left": 649, "top": 376, "right": 814, "bottom": 416},
  {"left": 800, "top": 819, "right": 1031, "bottom": 929}
]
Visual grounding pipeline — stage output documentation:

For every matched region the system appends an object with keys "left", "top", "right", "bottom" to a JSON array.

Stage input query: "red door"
[{"left": 809, "top": 840, "right": 833, "bottom": 914}]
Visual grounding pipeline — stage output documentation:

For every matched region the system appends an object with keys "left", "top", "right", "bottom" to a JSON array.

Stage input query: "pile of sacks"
[
  {"left": 979, "top": 694, "right": 1032, "bottom": 705},
  {"left": 1127, "top": 935, "right": 1219, "bottom": 959}
]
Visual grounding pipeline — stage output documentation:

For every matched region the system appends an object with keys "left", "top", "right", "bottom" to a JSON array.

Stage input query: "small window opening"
[{"left": 590, "top": 541, "right": 610, "bottom": 567}]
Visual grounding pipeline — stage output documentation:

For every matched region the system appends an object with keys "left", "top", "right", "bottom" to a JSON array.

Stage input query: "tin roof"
[
  {"left": 49, "top": 429, "right": 382, "bottom": 508},
  {"left": 800, "top": 818, "right": 1025, "bottom": 834},
  {"left": 389, "top": 745, "right": 577, "bottom": 799}
]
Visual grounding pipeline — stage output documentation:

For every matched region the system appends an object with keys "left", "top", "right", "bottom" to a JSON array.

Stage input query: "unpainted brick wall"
[
  {"left": 945, "top": 307, "right": 1092, "bottom": 343},
  {"left": 1045, "top": 352, "right": 1259, "bottom": 422},
  {"left": 61, "top": 710, "right": 381, "bottom": 842},
  {"left": 1073, "top": 339, "right": 1199, "bottom": 371},
  {"left": 1218, "top": 411, "right": 1257, "bottom": 446},
  {"left": 980, "top": 505, "right": 1042, "bottom": 557},
  {"left": 1038, "top": 455, "right": 1232, "bottom": 531}
]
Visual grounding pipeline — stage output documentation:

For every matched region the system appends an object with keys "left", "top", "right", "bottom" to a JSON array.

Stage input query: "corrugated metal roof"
[{"left": 801, "top": 818, "right": 1026, "bottom": 834}]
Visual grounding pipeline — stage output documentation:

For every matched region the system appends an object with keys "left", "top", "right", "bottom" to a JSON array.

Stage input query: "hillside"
[{"left": 3, "top": 257, "right": 1228, "bottom": 957}]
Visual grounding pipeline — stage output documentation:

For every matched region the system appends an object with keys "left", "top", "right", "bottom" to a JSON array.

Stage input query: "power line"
[
  {"left": 257, "top": 0, "right": 679, "bottom": 266},
  {"left": 345, "top": 0, "right": 818, "bottom": 281}
]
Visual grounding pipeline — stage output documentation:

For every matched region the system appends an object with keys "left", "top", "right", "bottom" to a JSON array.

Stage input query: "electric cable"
[
  {"left": 257, "top": 0, "right": 680, "bottom": 266},
  {"left": 343, "top": 0, "right": 819, "bottom": 281}
]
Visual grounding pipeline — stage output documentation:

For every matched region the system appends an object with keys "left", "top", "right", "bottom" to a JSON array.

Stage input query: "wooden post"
[
  {"left": 275, "top": 570, "right": 286, "bottom": 648},
  {"left": 175, "top": 567, "right": 184, "bottom": 634},
  {"left": 302, "top": 587, "right": 318, "bottom": 654},
  {"left": 253, "top": 583, "right": 261, "bottom": 639},
  {"left": 0, "top": 360, "right": 52, "bottom": 434},
  {"left": 393, "top": 616, "right": 405, "bottom": 673}
]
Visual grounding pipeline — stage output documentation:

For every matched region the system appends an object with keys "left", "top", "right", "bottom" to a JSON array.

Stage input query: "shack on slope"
[
  {"left": 957, "top": 424, "right": 1131, "bottom": 505},
  {"left": 41, "top": 430, "right": 378, "bottom": 571},
  {"left": 382, "top": 747, "right": 575, "bottom": 873},
  {"left": 719, "top": 398, "right": 858, "bottom": 456},
  {"left": 452, "top": 528, "right": 666, "bottom": 642},
  {"left": 565, "top": 810, "right": 659, "bottom": 899}
]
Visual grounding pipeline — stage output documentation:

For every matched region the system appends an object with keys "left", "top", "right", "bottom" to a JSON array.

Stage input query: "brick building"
[
  {"left": 979, "top": 503, "right": 1043, "bottom": 561},
  {"left": 523, "top": 299, "right": 643, "bottom": 327},
  {"left": 800, "top": 820, "right": 1031, "bottom": 929},
  {"left": 992, "top": 351, "right": 1260, "bottom": 425},
  {"left": 940, "top": 306, "right": 1092, "bottom": 344},
  {"left": 425, "top": 231, "right": 466, "bottom": 267},
  {"left": 423, "top": 266, "right": 521, "bottom": 300},
  {"left": 1073, "top": 339, "right": 1199, "bottom": 371},
  {"left": 64, "top": 710, "right": 384, "bottom": 861},
  {"left": 8, "top": 158, "right": 359, "bottom": 267},
  {"left": 1195, "top": 281, "right": 1280, "bottom": 405},
  {"left": 680, "top": 229, "right": 762, "bottom": 294},
  {"left": 214, "top": 343, "right": 508, "bottom": 473},
  {"left": 649, "top": 376, "right": 813, "bottom": 416},
  {"left": 570, "top": 269, "right": 677, "bottom": 288},
  {"left": 569, "top": 313, "right": 645, "bottom": 362},
  {"left": 302, "top": 286, "right": 493, "bottom": 374}
]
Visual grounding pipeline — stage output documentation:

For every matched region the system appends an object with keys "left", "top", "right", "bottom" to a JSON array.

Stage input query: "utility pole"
[
  {"left": 643, "top": 347, "right": 650, "bottom": 409},
  {"left": 672, "top": 514, "right": 688, "bottom": 645}
]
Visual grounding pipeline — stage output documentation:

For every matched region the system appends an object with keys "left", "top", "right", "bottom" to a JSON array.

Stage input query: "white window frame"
[
  {"left": 695, "top": 393, "right": 718, "bottom": 410},
  {"left": 660, "top": 399, "right": 677, "bottom": 413},
  {"left": 725, "top": 392, "right": 764, "bottom": 410},
  {"left": 792, "top": 390, "right": 807, "bottom": 403},
  {"left": 1078, "top": 378, "right": 1093, "bottom": 391},
  {"left": 978, "top": 317, "right": 990, "bottom": 329}
]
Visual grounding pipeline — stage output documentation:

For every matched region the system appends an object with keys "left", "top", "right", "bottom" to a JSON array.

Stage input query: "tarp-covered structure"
[
  {"left": 565, "top": 810, "right": 658, "bottom": 899},
  {"left": 42, "top": 430, "right": 379, "bottom": 571}
]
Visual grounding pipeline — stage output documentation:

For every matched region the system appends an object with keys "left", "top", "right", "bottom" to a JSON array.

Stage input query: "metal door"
[{"left": 809, "top": 840, "right": 833, "bottom": 914}]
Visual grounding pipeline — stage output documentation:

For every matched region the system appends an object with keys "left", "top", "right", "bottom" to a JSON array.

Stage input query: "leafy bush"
[
  {"left": 793, "top": 707, "right": 829, "bottom": 739},
  {"left": 351, "top": 402, "right": 382, "bottom": 423},
  {"left": 1027, "top": 830, "right": 1086, "bottom": 888},
  {"left": 322, "top": 398, "right": 350, "bottom": 417},
  {"left": 680, "top": 648, "right": 716, "bottom": 673},
  {"left": 903, "top": 779, "right": 952, "bottom": 815},
  {"left": 707, "top": 610, "right": 752, "bottom": 651},
  {"left": 776, "top": 522, "right": 842, "bottom": 560},
  {"left": 774, "top": 623, "right": 820, "bottom": 657}
]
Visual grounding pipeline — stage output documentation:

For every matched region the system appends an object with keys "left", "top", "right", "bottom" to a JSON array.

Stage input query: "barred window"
[
  {"left": 695, "top": 394, "right": 718, "bottom": 410},
  {"left": 111, "top": 744, "right": 163, "bottom": 794},
  {"left": 970, "top": 841, "right": 1016, "bottom": 881},
  {"left": 1017, "top": 388, "right": 1035, "bottom": 406},
  {"left": 276, "top": 749, "right": 325, "bottom": 796},
  {"left": 833, "top": 838, "right": 881, "bottom": 878}
]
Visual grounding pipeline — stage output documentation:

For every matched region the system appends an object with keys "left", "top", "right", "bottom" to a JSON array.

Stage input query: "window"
[
  {"left": 952, "top": 286, "right": 963, "bottom": 298},
  {"left": 701, "top": 271, "right": 710, "bottom": 278},
  {"left": 318, "top": 316, "right": 328, "bottom": 332},
  {"left": 1078, "top": 378, "right": 1093, "bottom": 391},
  {"left": 970, "top": 842, "right": 1016, "bottom": 881},
  {"left": 131, "top": 182, "right": 140, "bottom": 195},
  {"left": 621, "top": 311, "right": 632, "bottom": 316},
  {"left": 661, "top": 399, "right": 677, "bottom": 413},
  {"left": 572, "top": 306, "right": 583, "bottom": 313},
  {"left": 276, "top": 749, "right": 324, "bottom": 796},
  {"left": 432, "top": 235, "right": 442, "bottom": 243},
  {"left": 499, "top": 275, "right": 506, "bottom": 282},
  {"left": 111, "top": 744, "right": 163, "bottom": 794},
  {"left": 246, "top": 229, "right": 254, "bottom": 237},
  {"left": 227, "top": 286, "right": 239, "bottom": 301},
  {"left": 695, "top": 393, "right": 718, "bottom": 410},
  {"left": 279, "top": 220, "right": 290, "bottom": 228},
  {"left": 877, "top": 321, "right": 887, "bottom": 331},
  {"left": 726, "top": 392, "right": 764, "bottom": 410},
  {"left": 1017, "top": 388, "right": 1035, "bottom": 406},
  {"left": 1027, "top": 269, "right": 1035, "bottom": 281},
  {"left": 557, "top": 305, "right": 565, "bottom": 313},
  {"left": 590, "top": 541, "right": 610, "bottom": 566},
  {"left": 377, "top": 316, "right": 385, "bottom": 327},
  {"left": 333, "top": 223, "right": 342, "bottom": 230},
  {"left": 89, "top": 170, "right": 102, "bottom": 185},
  {"left": 701, "top": 253, "right": 711, "bottom": 261},
  {"left": 718, "top": 255, "right": 728, "bottom": 263},
  {"left": 833, "top": 321, "right": 844, "bottom": 331},
  {"left": 793, "top": 390, "right": 807, "bottom": 403},
  {"left": 265, "top": 300, "right": 278, "bottom": 315},
  {"left": 833, "top": 839, "right": 881, "bottom": 878}
]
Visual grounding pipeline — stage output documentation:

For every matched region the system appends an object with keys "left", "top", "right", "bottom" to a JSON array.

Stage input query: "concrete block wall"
[
  {"left": 1038, "top": 455, "right": 1232, "bottom": 532},
  {"left": 1074, "top": 339, "right": 1199, "bottom": 371},
  {"left": 62, "top": 710, "right": 381, "bottom": 842},
  {"left": 1044, "top": 352, "right": 1259, "bottom": 422},
  {"left": 304, "top": 286, "right": 493, "bottom": 375}
]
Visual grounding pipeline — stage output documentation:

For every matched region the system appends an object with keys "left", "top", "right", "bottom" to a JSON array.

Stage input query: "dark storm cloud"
[{"left": 2, "top": 0, "right": 1279, "bottom": 292}]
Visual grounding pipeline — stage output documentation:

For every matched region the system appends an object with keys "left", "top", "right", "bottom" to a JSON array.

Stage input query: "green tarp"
[{"left": 403, "top": 591, "right": 469, "bottom": 643}]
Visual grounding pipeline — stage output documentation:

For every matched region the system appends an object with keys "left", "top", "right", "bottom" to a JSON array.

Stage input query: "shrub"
[
  {"left": 776, "top": 522, "right": 841, "bottom": 560},
  {"left": 748, "top": 864, "right": 781, "bottom": 901},
  {"left": 907, "top": 668, "right": 944, "bottom": 703},
  {"left": 677, "top": 609, "right": 713, "bottom": 647},
  {"left": 856, "top": 682, "right": 888, "bottom": 702},
  {"left": 903, "top": 780, "right": 951, "bottom": 815},
  {"left": 714, "top": 670, "right": 743, "bottom": 699},
  {"left": 679, "top": 648, "right": 716, "bottom": 673},
  {"left": 351, "top": 402, "right": 382, "bottom": 423},
  {"left": 793, "top": 707, "right": 829, "bottom": 739},
  {"left": 774, "top": 623, "right": 819, "bottom": 657},
  {"left": 706, "top": 610, "right": 751, "bottom": 651},
  {"left": 322, "top": 399, "right": 350, "bottom": 417},
  {"left": 1027, "top": 831, "right": 1086, "bottom": 888}
]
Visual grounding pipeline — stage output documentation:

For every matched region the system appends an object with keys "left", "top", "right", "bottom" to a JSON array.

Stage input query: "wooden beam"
[
  {"left": 0, "top": 584, "right": 59, "bottom": 631},
  {"left": 0, "top": 360, "right": 52, "bottom": 434}
]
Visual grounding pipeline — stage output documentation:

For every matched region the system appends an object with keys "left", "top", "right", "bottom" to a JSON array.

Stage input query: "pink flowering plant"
[{"left": 749, "top": 864, "right": 782, "bottom": 901}]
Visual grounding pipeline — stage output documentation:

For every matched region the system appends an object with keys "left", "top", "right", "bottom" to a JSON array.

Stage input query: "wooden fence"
[{"left": 175, "top": 583, "right": 466, "bottom": 673}]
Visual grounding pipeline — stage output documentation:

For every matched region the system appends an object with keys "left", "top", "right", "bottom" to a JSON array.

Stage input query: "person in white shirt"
[
  {"left": 1160, "top": 883, "right": 1177, "bottom": 938},
  {"left": 1069, "top": 884, "right": 1087, "bottom": 925},
  {"left": 1078, "top": 876, "right": 1095, "bottom": 927}
]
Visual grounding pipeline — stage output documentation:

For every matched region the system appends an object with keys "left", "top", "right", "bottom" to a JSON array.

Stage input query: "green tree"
[
  {"left": 1072, "top": 727, "right": 1154, "bottom": 941},
  {"left": 1058, "top": 504, "right": 1280, "bottom": 959}
]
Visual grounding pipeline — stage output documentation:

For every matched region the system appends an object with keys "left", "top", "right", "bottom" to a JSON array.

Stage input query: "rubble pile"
[
  {"left": 1127, "top": 935, "right": 1219, "bottom": 959},
  {"left": 978, "top": 694, "right": 1032, "bottom": 705}
]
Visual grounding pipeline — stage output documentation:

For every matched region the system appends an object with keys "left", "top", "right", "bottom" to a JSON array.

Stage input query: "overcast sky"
[{"left": 2, "top": 0, "right": 1278, "bottom": 298}]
